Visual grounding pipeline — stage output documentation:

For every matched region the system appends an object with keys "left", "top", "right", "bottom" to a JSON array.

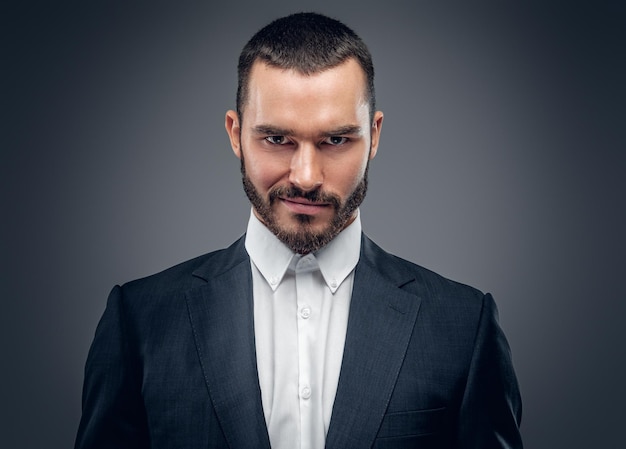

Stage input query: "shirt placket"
[{"left": 295, "top": 254, "right": 321, "bottom": 449}]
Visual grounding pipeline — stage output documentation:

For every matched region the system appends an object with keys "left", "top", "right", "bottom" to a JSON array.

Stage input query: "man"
[{"left": 75, "top": 12, "right": 522, "bottom": 449}]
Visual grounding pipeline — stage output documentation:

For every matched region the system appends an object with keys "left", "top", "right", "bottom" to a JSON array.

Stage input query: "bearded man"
[{"left": 76, "top": 12, "right": 522, "bottom": 449}]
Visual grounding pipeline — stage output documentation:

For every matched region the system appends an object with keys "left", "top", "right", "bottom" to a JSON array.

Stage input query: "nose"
[{"left": 289, "top": 143, "right": 323, "bottom": 192}]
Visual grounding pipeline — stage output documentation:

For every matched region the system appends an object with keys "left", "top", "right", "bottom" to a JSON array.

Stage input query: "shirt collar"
[{"left": 244, "top": 209, "right": 362, "bottom": 293}]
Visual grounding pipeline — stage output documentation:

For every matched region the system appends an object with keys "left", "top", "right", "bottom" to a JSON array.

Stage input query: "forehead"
[{"left": 243, "top": 59, "right": 369, "bottom": 129}]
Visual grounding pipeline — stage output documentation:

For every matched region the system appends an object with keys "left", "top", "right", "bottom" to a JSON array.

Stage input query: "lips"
[{"left": 280, "top": 197, "right": 330, "bottom": 215}]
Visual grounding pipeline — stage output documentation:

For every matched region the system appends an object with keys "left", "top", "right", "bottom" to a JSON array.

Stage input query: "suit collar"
[
  {"left": 191, "top": 235, "right": 249, "bottom": 282},
  {"left": 190, "top": 233, "right": 416, "bottom": 288},
  {"left": 359, "top": 234, "right": 419, "bottom": 289}
]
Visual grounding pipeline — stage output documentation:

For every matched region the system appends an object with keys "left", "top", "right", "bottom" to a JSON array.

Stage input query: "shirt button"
[
  {"left": 300, "top": 386, "right": 311, "bottom": 399},
  {"left": 269, "top": 276, "right": 279, "bottom": 286},
  {"left": 330, "top": 278, "right": 338, "bottom": 289},
  {"left": 300, "top": 307, "right": 311, "bottom": 319}
]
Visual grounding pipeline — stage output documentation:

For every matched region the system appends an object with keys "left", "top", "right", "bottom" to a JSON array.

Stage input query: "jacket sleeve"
[
  {"left": 75, "top": 285, "right": 150, "bottom": 449},
  {"left": 456, "top": 293, "right": 523, "bottom": 448}
]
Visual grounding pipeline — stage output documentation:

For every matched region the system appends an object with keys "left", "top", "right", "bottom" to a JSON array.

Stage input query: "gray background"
[{"left": 3, "top": 1, "right": 625, "bottom": 448}]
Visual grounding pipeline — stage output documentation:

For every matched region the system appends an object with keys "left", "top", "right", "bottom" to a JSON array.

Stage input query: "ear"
[
  {"left": 369, "top": 110, "right": 384, "bottom": 160},
  {"left": 225, "top": 110, "right": 242, "bottom": 159}
]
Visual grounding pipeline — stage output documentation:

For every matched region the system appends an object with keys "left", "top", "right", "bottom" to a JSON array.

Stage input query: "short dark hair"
[{"left": 236, "top": 12, "right": 376, "bottom": 123}]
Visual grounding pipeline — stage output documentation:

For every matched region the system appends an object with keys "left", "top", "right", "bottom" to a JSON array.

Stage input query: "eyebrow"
[
  {"left": 252, "top": 125, "right": 296, "bottom": 136},
  {"left": 252, "top": 124, "right": 363, "bottom": 137},
  {"left": 322, "top": 125, "right": 363, "bottom": 137}
]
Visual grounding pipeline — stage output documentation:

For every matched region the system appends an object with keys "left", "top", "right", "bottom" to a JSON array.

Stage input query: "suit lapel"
[
  {"left": 185, "top": 239, "right": 271, "bottom": 449},
  {"left": 326, "top": 240, "right": 422, "bottom": 449}
]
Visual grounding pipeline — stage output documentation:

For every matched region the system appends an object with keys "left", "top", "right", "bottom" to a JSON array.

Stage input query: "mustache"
[{"left": 269, "top": 186, "right": 341, "bottom": 208}]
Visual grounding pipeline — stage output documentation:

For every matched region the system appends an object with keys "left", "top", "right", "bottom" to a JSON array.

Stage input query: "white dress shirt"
[{"left": 245, "top": 210, "right": 362, "bottom": 449}]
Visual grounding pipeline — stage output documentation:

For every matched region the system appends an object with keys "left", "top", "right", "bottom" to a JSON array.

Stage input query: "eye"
[
  {"left": 324, "top": 136, "right": 349, "bottom": 146},
  {"left": 265, "top": 136, "right": 288, "bottom": 145}
]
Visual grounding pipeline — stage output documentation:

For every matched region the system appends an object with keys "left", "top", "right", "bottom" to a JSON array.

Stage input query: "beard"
[{"left": 240, "top": 155, "right": 368, "bottom": 254}]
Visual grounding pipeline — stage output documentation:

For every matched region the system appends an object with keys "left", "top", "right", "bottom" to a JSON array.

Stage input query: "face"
[{"left": 225, "top": 59, "right": 383, "bottom": 254}]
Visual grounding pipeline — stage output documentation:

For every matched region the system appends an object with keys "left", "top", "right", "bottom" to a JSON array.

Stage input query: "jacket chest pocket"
[{"left": 373, "top": 407, "right": 447, "bottom": 448}]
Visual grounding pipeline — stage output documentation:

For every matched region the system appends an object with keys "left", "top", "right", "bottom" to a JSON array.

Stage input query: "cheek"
[
  {"left": 330, "top": 154, "right": 369, "bottom": 192},
  {"left": 243, "top": 152, "right": 289, "bottom": 191}
]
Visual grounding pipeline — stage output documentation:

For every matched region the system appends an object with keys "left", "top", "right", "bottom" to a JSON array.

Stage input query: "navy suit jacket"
[{"left": 75, "top": 235, "right": 522, "bottom": 448}]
